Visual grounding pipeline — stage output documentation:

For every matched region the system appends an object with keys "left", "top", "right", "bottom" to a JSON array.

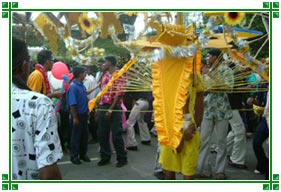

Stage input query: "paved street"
[{"left": 58, "top": 133, "right": 265, "bottom": 180}]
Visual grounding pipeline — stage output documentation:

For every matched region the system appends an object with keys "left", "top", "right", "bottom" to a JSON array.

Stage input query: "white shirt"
[
  {"left": 12, "top": 84, "right": 63, "bottom": 180},
  {"left": 83, "top": 74, "right": 98, "bottom": 100}
]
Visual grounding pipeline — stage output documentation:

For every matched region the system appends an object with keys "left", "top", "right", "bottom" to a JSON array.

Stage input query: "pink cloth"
[
  {"left": 121, "top": 100, "right": 128, "bottom": 131},
  {"left": 99, "top": 71, "right": 126, "bottom": 105},
  {"left": 97, "top": 132, "right": 120, "bottom": 154}
]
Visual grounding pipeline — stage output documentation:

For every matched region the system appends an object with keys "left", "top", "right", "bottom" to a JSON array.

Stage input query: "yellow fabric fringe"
[
  {"left": 152, "top": 57, "right": 194, "bottom": 151},
  {"left": 88, "top": 57, "right": 136, "bottom": 112},
  {"left": 188, "top": 50, "right": 202, "bottom": 126}
]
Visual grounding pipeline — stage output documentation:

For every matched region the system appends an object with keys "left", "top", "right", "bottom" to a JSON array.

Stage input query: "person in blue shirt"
[{"left": 67, "top": 66, "right": 91, "bottom": 165}]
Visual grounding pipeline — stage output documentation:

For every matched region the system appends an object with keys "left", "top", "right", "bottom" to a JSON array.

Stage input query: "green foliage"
[
  {"left": 12, "top": 26, "right": 45, "bottom": 46},
  {"left": 56, "top": 40, "right": 68, "bottom": 57},
  {"left": 93, "top": 37, "right": 130, "bottom": 56},
  {"left": 244, "top": 14, "right": 269, "bottom": 59},
  {"left": 93, "top": 37, "right": 130, "bottom": 66}
]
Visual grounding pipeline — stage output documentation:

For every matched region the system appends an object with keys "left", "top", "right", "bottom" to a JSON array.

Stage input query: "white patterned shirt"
[
  {"left": 12, "top": 84, "right": 63, "bottom": 180},
  {"left": 203, "top": 64, "right": 233, "bottom": 120}
]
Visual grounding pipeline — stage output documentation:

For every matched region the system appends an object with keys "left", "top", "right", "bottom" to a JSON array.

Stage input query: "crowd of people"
[{"left": 12, "top": 37, "right": 269, "bottom": 180}]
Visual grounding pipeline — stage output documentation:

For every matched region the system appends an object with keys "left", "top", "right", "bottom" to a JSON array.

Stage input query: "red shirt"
[{"left": 99, "top": 71, "right": 126, "bottom": 105}]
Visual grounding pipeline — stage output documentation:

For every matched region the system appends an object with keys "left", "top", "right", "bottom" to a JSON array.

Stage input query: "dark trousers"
[
  {"left": 70, "top": 113, "right": 89, "bottom": 158},
  {"left": 88, "top": 111, "right": 98, "bottom": 142},
  {"left": 59, "top": 110, "right": 71, "bottom": 150},
  {"left": 252, "top": 118, "right": 269, "bottom": 179},
  {"left": 97, "top": 105, "right": 127, "bottom": 162}
]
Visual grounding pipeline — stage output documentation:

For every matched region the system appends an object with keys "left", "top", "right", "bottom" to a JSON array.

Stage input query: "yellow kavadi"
[{"left": 152, "top": 56, "right": 196, "bottom": 151}]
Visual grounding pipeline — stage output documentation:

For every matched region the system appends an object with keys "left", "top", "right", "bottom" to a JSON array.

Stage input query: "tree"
[{"left": 244, "top": 13, "right": 269, "bottom": 59}]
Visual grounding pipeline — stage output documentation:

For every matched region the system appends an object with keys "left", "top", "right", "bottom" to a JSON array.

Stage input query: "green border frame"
[{"left": 2, "top": 1, "right": 279, "bottom": 191}]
